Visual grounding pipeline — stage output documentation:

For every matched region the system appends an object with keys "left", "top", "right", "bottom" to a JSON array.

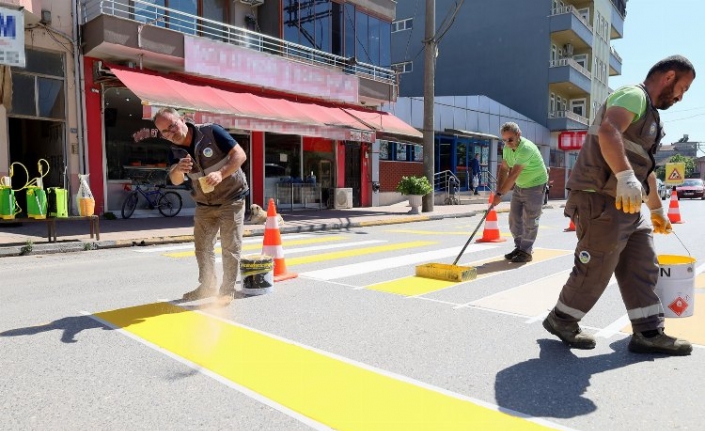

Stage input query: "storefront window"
[
  {"left": 395, "top": 143, "right": 407, "bottom": 161},
  {"left": 104, "top": 87, "right": 172, "bottom": 182},
  {"left": 10, "top": 48, "right": 65, "bottom": 120},
  {"left": 413, "top": 144, "right": 423, "bottom": 162},
  {"left": 379, "top": 141, "right": 390, "bottom": 160},
  {"left": 264, "top": 132, "right": 301, "bottom": 204}
]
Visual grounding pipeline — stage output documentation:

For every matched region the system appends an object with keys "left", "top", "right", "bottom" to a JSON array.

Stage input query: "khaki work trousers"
[
  {"left": 554, "top": 191, "right": 664, "bottom": 333},
  {"left": 193, "top": 200, "right": 245, "bottom": 292},
  {"left": 508, "top": 183, "right": 546, "bottom": 253}
]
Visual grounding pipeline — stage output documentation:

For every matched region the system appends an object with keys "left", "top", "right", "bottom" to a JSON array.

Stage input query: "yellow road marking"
[
  {"left": 368, "top": 248, "right": 571, "bottom": 296},
  {"left": 286, "top": 241, "right": 436, "bottom": 266},
  {"left": 622, "top": 273, "right": 705, "bottom": 345},
  {"left": 164, "top": 236, "right": 346, "bottom": 258},
  {"left": 385, "top": 229, "right": 476, "bottom": 236},
  {"left": 95, "top": 302, "right": 554, "bottom": 430}
]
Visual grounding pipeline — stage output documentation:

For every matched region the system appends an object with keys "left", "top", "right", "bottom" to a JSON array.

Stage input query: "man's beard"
[{"left": 656, "top": 80, "right": 677, "bottom": 110}]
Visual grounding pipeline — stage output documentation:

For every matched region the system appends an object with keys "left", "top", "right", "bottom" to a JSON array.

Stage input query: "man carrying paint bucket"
[{"left": 543, "top": 55, "right": 696, "bottom": 356}]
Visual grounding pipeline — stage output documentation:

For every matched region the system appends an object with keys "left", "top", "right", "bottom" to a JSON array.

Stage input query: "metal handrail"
[
  {"left": 81, "top": 0, "right": 396, "bottom": 85},
  {"left": 549, "top": 110, "right": 589, "bottom": 125},
  {"left": 550, "top": 5, "right": 592, "bottom": 31},
  {"left": 549, "top": 58, "right": 592, "bottom": 79},
  {"left": 610, "top": 45, "right": 622, "bottom": 63}
]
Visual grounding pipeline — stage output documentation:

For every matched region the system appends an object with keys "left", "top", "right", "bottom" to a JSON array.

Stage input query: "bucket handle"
[{"left": 671, "top": 231, "right": 692, "bottom": 258}]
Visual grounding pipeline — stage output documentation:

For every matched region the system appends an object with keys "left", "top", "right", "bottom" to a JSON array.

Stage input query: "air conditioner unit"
[
  {"left": 334, "top": 188, "right": 353, "bottom": 209},
  {"left": 564, "top": 43, "right": 574, "bottom": 56},
  {"left": 240, "top": 0, "right": 264, "bottom": 6}
]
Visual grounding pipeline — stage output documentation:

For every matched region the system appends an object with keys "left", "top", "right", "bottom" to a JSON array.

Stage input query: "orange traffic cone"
[
  {"left": 261, "top": 198, "right": 298, "bottom": 281},
  {"left": 667, "top": 189, "right": 684, "bottom": 224},
  {"left": 564, "top": 219, "right": 576, "bottom": 232},
  {"left": 476, "top": 194, "right": 507, "bottom": 243}
]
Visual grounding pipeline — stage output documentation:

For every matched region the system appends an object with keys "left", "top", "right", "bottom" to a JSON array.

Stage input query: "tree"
[{"left": 655, "top": 154, "right": 695, "bottom": 180}]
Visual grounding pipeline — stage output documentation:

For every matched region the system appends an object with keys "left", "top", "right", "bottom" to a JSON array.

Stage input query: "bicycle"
[{"left": 121, "top": 183, "right": 183, "bottom": 219}]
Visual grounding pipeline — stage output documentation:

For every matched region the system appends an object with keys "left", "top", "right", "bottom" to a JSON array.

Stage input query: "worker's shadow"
[
  {"left": 475, "top": 258, "right": 529, "bottom": 276},
  {"left": 0, "top": 301, "right": 194, "bottom": 344},
  {"left": 494, "top": 338, "right": 655, "bottom": 419}
]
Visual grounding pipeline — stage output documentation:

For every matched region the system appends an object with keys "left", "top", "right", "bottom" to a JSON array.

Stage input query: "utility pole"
[{"left": 422, "top": 0, "right": 436, "bottom": 212}]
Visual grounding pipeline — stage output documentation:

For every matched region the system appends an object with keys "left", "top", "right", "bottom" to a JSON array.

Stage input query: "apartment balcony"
[
  {"left": 549, "top": 5, "right": 593, "bottom": 50},
  {"left": 549, "top": 58, "right": 592, "bottom": 97},
  {"left": 610, "top": 0, "right": 626, "bottom": 39},
  {"left": 609, "top": 46, "right": 622, "bottom": 76},
  {"left": 547, "top": 110, "right": 589, "bottom": 132},
  {"left": 80, "top": 0, "right": 396, "bottom": 105}
]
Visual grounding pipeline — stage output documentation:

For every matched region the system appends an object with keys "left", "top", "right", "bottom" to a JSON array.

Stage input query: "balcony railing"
[
  {"left": 81, "top": 0, "right": 396, "bottom": 84},
  {"left": 549, "top": 110, "right": 589, "bottom": 125},
  {"left": 550, "top": 5, "right": 592, "bottom": 31},
  {"left": 610, "top": 45, "right": 622, "bottom": 63},
  {"left": 549, "top": 58, "right": 592, "bottom": 79}
]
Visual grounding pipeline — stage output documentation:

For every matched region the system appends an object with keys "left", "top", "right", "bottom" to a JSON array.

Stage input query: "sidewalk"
[{"left": 0, "top": 197, "right": 566, "bottom": 257}]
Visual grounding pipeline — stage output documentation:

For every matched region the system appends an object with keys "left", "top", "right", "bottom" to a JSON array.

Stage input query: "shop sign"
[
  {"left": 133, "top": 127, "right": 161, "bottom": 143},
  {"left": 349, "top": 130, "right": 374, "bottom": 143},
  {"left": 184, "top": 36, "right": 359, "bottom": 105},
  {"left": 0, "top": 7, "right": 25, "bottom": 67},
  {"left": 558, "top": 130, "right": 587, "bottom": 151}
]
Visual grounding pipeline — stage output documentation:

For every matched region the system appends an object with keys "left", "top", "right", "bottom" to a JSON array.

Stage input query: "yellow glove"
[
  {"left": 615, "top": 170, "right": 643, "bottom": 214},
  {"left": 650, "top": 207, "right": 672, "bottom": 234}
]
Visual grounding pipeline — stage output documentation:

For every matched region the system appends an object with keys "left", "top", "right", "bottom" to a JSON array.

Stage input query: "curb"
[{"left": 0, "top": 210, "right": 484, "bottom": 258}]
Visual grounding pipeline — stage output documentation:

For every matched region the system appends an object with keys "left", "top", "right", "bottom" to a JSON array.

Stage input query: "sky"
[{"left": 610, "top": 0, "right": 704, "bottom": 144}]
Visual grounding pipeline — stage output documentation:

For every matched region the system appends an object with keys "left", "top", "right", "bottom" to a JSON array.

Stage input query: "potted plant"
[{"left": 396, "top": 176, "right": 433, "bottom": 214}]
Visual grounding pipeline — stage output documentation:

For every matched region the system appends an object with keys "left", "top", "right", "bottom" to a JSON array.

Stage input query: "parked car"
[
  {"left": 656, "top": 178, "right": 672, "bottom": 200},
  {"left": 676, "top": 178, "right": 705, "bottom": 200}
]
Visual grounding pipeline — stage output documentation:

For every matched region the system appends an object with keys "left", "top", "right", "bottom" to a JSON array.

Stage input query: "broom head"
[{"left": 415, "top": 263, "right": 477, "bottom": 282}]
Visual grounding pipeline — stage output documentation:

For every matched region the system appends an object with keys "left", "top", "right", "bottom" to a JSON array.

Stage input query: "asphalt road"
[{"left": 2, "top": 201, "right": 705, "bottom": 431}]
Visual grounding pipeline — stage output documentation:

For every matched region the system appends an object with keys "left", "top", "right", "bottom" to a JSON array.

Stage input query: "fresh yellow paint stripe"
[
  {"left": 368, "top": 248, "right": 571, "bottom": 296},
  {"left": 94, "top": 302, "right": 554, "bottom": 430},
  {"left": 622, "top": 273, "right": 705, "bottom": 345},
  {"left": 286, "top": 241, "right": 436, "bottom": 266},
  {"left": 164, "top": 236, "right": 346, "bottom": 258}
]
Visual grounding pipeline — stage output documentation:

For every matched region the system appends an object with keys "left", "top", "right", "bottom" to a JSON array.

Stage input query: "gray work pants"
[
  {"left": 509, "top": 183, "right": 546, "bottom": 253},
  {"left": 553, "top": 191, "right": 664, "bottom": 332},
  {"left": 193, "top": 200, "right": 245, "bottom": 292}
]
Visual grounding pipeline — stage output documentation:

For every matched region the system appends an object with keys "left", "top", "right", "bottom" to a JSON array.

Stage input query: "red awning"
[
  {"left": 342, "top": 108, "right": 423, "bottom": 142},
  {"left": 109, "top": 66, "right": 376, "bottom": 142}
]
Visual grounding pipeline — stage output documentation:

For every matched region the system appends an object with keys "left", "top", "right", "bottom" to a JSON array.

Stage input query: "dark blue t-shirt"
[{"left": 168, "top": 123, "right": 238, "bottom": 165}]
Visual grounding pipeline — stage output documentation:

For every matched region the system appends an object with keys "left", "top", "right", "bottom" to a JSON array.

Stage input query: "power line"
[{"left": 664, "top": 112, "right": 705, "bottom": 123}]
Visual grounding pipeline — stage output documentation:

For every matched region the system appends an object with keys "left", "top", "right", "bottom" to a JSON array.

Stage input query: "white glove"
[
  {"left": 650, "top": 207, "right": 672, "bottom": 234},
  {"left": 614, "top": 170, "right": 643, "bottom": 214}
]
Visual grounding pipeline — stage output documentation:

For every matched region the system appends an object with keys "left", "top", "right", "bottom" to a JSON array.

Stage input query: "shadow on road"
[
  {"left": 494, "top": 338, "right": 655, "bottom": 419},
  {"left": 0, "top": 298, "right": 251, "bottom": 343}
]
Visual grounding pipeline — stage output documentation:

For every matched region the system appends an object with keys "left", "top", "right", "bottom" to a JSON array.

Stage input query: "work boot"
[
  {"left": 182, "top": 285, "right": 216, "bottom": 301},
  {"left": 216, "top": 288, "right": 236, "bottom": 306},
  {"left": 504, "top": 248, "right": 520, "bottom": 260},
  {"left": 511, "top": 250, "right": 533, "bottom": 263},
  {"left": 543, "top": 312, "right": 596, "bottom": 349},
  {"left": 628, "top": 330, "right": 692, "bottom": 356}
]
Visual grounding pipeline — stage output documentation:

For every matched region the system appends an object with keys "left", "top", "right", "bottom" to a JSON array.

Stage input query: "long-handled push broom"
[{"left": 415, "top": 204, "right": 495, "bottom": 282}]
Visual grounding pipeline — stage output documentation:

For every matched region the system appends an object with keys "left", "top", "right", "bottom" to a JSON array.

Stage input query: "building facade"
[
  {"left": 0, "top": 0, "right": 83, "bottom": 215},
  {"left": 2, "top": 0, "right": 423, "bottom": 216},
  {"left": 391, "top": 0, "right": 627, "bottom": 198},
  {"left": 78, "top": 0, "right": 420, "bottom": 215}
]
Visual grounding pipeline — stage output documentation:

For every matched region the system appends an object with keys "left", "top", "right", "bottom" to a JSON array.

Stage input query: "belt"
[{"left": 197, "top": 188, "right": 250, "bottom": 207}]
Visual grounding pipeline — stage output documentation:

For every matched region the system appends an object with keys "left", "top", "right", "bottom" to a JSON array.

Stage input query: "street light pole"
[{"left": 422, "top": 0, "right": 436, "bottom": 212}]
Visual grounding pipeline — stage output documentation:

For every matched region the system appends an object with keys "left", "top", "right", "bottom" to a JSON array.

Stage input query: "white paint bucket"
[
  {"left": 241, "top": 254, "right": 274, "bottom": 296},
  {"left": 656, "top": 255, "right": 695, "bottom": 318}
]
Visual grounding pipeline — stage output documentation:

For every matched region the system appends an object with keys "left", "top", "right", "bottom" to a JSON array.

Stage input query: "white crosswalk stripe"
[{"left": 300, "top": 244, "right": 496, "bottom": 280}]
